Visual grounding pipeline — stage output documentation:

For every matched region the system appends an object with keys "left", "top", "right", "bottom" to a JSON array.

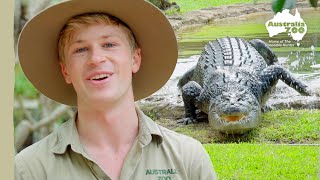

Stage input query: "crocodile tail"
[
  {"left": 177, "top": 66, "right": 195, "bottom": 89},
  {"left": 248, "top": 39, "right": 278, "bottom": 65}
]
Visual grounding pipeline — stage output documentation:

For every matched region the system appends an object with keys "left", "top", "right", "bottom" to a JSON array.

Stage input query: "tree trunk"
[
  {"left": 26, "top": 0, "right": 53, "bottom": 20},
  {"left": 14, "top": 0, "right": 53, "bottom": 63},
  {"left": 14, "top": 0, "right": 22, "bottom": 50}
]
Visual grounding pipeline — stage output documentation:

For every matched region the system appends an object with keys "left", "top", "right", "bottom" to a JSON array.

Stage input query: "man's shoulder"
[
  {"left": 15, "top": 120, "right": 70, "bottom": 163},
  {"left": 154, "top": 124, "right": 217, "bottom": 179},
  {"left": 139, "top": 108, "right": 203, "bottom": 148},
  {"left": 156, "top": 123, "right": 204, "bottom": 150},
  {"left": 14, "top": 130, "right": 58, "bottom": 180},
  {"left": 15, "top": 131, "right": 57, "bottom": 163}
]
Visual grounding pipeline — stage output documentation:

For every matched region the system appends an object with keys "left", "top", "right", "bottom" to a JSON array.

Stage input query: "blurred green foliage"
[
  {"left": 14, "top": 64, "right": 39, "bottom": 99},
  {"left": 272, "top": 0, "right": 318, "bottom": 13}
]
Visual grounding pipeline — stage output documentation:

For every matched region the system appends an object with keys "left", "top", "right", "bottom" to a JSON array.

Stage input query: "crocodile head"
[{"left": 206, "top": 83, "right": 261, "bottom": 134}]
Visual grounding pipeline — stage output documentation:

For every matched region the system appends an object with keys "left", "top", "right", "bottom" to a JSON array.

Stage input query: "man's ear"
[
  {"left": 132, "top": 48, "right": 141, "bottom": 73},
  {"left": 60, "top": 62, "right": 72, "bottom": 84}
]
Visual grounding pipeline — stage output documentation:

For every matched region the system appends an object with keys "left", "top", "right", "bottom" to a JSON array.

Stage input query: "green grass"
[
  {"left": 179, "top": 23, "right": 268, "bottom": 43},
  {"left": 204, "top": 144, "right": 320, "bottom": 179},
  {"left": 177, "top": 23, "right": 268, "bottom": 57},
  {"left": 172, "top": 110, "right": 320, "bottom": 144},
  {"left": 172, "top": 0, "right": 268, "bottom": 13},
  {"left": 255, "top": 110, "right": 320, "bottom": 144}
]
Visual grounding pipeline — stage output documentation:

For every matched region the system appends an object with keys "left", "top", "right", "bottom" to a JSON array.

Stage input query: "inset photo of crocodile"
[{"left": 138, "top": 4, "right": 320, "bottom": 145}]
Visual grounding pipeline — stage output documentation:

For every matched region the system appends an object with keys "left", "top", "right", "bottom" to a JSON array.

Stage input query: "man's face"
[{"left": 60, "top": 24, "right": 141, "bottom": 106}]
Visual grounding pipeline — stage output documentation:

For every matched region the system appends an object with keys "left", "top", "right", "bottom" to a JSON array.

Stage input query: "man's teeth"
[{"left": 91, "top": 74, "right": 110, "bottom": 80}]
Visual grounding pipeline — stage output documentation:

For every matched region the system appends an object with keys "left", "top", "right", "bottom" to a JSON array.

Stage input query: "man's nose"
[{"left": 87, "top": 48, "right": 106, "bottom": 65}]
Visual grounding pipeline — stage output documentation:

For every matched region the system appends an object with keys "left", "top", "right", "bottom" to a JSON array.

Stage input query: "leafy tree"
[{"left": 272, "top": 0, "right": 318, "bottom": 13}]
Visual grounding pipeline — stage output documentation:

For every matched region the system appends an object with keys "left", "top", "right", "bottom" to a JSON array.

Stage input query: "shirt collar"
[
  {"left": 50, "top": 105, "right": 163, "bottom": 155},
  {"left": 50, "top": 112, "right": 93, "bottom": 160},
  {"left": 135, "top": 106, "right": 163, "bottom": 146}
]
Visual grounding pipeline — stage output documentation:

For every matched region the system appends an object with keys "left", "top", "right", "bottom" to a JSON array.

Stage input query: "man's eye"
[
  {"left": 104, "top": 43, "right": 115, "bottom": 48},
  {"left": 74, "top": 47, "right": 87, "bottom": 53}
]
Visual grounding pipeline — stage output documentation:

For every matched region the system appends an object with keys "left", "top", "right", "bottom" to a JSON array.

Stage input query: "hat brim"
[{"left": 18, "top": 0, "right": 178, "bottom": 106}]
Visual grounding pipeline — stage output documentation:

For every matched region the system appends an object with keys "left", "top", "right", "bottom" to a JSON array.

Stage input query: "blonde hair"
[{"left": 58, "top": 13, "right": 138, "bottom": 62}]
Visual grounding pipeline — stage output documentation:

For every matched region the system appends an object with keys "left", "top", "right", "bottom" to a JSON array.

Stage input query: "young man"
[{"left": 15, "top": 0, "right": 217, "bottom": 179}]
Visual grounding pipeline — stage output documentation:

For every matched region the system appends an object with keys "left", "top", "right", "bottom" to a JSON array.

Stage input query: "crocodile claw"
[
  {"left": 305, "top": 87, "right": 319, "bottom": 97},
  {"left": 177, "top": 117, "right": 197, "bottom": 125}
]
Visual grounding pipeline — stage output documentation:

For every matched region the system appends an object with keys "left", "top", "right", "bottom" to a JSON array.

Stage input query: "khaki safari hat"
[{"left": 18, "top": 0, "right": 178, "bottom": 106}]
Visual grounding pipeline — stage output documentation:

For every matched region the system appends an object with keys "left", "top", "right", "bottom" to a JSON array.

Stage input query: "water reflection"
[{"left": 177, "top": 8, "right": 320, "bottom": 77}]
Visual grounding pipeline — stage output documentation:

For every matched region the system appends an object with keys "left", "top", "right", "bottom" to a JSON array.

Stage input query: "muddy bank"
[{"left": 167, "top": 1, "right": 312, "bottom": 31}]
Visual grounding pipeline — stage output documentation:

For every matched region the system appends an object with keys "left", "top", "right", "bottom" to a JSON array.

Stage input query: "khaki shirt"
[{"left": 15, "top": 107, "right": 217, "bottom": 180}]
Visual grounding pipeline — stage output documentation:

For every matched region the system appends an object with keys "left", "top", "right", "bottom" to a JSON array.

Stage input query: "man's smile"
[
  {"left": 90, "top": 73, "right": 111, "bottom": 80},
  {"left": 86, "top": 71, "right": 114, "bottom": 84}
]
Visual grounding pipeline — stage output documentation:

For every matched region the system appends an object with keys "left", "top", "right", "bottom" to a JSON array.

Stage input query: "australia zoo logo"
[{"left": 265, "top": 9, "right": 307, "bottom": 46}]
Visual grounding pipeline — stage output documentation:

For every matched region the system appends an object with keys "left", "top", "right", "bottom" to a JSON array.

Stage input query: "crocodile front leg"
[
  {"left": 259, "top": 65, "right": 312, "bottom": 97},
  {"left": 178, "top": 81, "right": 202, "bottom": 125}
]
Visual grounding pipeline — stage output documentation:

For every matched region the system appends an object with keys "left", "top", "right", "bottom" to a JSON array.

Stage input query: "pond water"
[{"left": 176, "top": 8, "right": 320, "bottom": 79}]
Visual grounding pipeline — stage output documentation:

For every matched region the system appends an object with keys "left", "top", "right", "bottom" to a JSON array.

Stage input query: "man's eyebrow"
[
  {"left": 101, "top": 35, "right": 112, "bottom": 38},
  {"left": 72, "top": 34, "right": 118, "bottom": 43},
  {"left": 68, "top": 32, "right": 122, "bottom": 47},
  {"left": 101, "top": 34, "right": 121, "bottom": 39},
  {"left": 69, "top": 40, "right": 85, "bottom": 46}
]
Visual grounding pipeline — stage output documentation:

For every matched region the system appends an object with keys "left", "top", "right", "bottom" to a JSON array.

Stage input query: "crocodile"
[{"left": 178, "top": 37, "right": 311, "bottom": 134}]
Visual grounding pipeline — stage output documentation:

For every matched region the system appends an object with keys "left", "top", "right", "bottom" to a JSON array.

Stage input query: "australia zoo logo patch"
[
  {"left": 145, "top": 168, "right": 177, "bottom": 180},
  {"left": 265, "top": 9, "right": 307, "bottom": 47}
]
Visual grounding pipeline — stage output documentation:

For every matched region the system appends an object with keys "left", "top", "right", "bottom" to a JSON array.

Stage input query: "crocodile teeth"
[
  {"left": 91, "top": 74, "right": 110, "bottom": 80},
  {"left": 223, "top": 115, "right": 244, "bottom": 122}
]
